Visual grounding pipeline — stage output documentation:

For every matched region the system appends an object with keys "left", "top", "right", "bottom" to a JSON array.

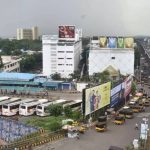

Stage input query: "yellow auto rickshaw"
[
  {"left": 95, "top": 116, "right": 107, "bottom": 132},
  {"left": 95, "top": 122, "right": 107, "bottom": 132},
  {"left": 114, "top": 116, "right": 125, "bottom": 125},
  {"left": 78, "top": 125, "right": 87, "bottom": 134},
  {"left": 125, "top": 110, "right": 134, "bottom": 119},
  {"left": 144, "top": 100, "right": 150, "bottom": 107}
]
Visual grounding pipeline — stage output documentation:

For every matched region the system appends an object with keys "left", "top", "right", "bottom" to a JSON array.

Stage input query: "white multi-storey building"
[
  {"left": 89, "top": 47, "right": 135, "bottom": 76},
  {"left": 42, "top": 29, "right": 82, "bottom": 78}
]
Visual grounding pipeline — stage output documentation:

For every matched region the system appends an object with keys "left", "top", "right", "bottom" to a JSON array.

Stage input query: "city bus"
[
  {"left": 63, "top": 99, "right": 82, "bottom": 111},
  {"left": 36, "top": 99, "right": 69, "bottom": 116},
  {"left": 2, "top": 98, "right": 22, "bottom": 116},
  {"left": 19, "top": 99, "right": 48, "bottom": 116}
]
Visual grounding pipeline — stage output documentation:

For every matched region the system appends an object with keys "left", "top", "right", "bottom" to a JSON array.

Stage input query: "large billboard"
[
  {"left": 124, "top": 37, "right": 134, "bottom": 48},
  {"left": 58, "top": 26, "right": 75, "bottom": 39},
  {"left": 108, "top": 37, "right": 117, "bottom": 48},
  {"left": 117, "top": 37, "right": 124, "bottom": 48},
  {"left": 124, "top": 75, "right": 133, "bottom": 97},
  {"left": 110, "top": 83, "right": 123, "bottom": 108},
  {"left": 85, "top": 82, "right": 111, "bottom": 115},
  {"left": 99, "top": 37, "right": 107, "bottom": 48}
]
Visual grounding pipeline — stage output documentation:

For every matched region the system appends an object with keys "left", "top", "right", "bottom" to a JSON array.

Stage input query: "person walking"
[{"left": 135, "top": 123, "right": 139, "bottom": 130}]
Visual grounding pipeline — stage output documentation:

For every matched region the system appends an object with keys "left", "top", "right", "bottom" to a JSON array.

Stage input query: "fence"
[{"left": 0, "top": 130, "right": 65, "bottom": 150}]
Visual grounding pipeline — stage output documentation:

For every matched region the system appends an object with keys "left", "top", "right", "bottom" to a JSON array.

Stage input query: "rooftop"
[{"left": 0, "top": 72, "right": 37, "bottom": 81}]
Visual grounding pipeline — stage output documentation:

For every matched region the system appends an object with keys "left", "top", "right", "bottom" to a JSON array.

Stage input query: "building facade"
[
  {"left": 89, "top": 48, "right": 134, "bottom": 76},
  {"left": 42, "top": 28, "right": 82, "bottom": 78},
  {"left": 1, "top": 56, "right": 22, "bottom": 72},
  {"left": 17, "top": 26, "right": 39, "bottom": 40}
]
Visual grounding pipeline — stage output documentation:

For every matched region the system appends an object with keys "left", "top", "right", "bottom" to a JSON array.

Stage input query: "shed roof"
[{"left": 0, "top": 72, "right": 36, "bottom": 81}]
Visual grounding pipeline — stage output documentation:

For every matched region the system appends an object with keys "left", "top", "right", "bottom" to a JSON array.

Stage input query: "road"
[{"left": 34, "top": 106, "right": 150, "bottom": 150}]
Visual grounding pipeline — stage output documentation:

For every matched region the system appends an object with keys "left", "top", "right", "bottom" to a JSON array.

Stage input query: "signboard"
[
  {"left": 110, "top": 83, "right": 123, "bottom": 107},
  {"left": 117, "top": 37, "right": 124, "bottom": 48},
  {"left": 140, "top": 123, "right": 148, "bottom": 140},
  {"left": 124, "top": 75, "right": 132, "bottom": 97},
  {"left": 124, "top": 37, "right": 134, "bottom": 48},
  {"left": 108, "top": 37, "right": 117, "bottom": 48},
  {"left": 85, "top": 82, "right": 111, "bottom": 115},
  {"left": 99, "top": 37, "right": 107, "bottom": 48},
  {"left": 59, "top": 26, "right": 75, "bottom": 39}
]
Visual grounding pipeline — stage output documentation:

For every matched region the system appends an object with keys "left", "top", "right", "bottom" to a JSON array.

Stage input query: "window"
[
  {"left": 111, "top": 57, "right": 115, "bottom": 59},
  {"left": 66, "top": 51, "right": 73, "bottom": 53},
  {"left": 58, "top": 64, "right": 64, "bottom": 66},
  {"left": 51, "top": 54, "right": 56, "bottom": 56},
  {"left": 58, "top": 58, "right": 64, "bottom": 59},
  {"left": 58, "top": 51, "right": 64, "bottom": 53}
]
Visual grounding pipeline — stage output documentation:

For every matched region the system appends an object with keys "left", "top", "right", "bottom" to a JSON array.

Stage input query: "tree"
[
  {"left": 0, "top": 55, "right": 3, "bottom": 70},
  {"left": 47, "top": 104, "right": 63, "bottom": 116},
  {"left": 91, "top": 71, "right": 110, "bottom": 84},
  {"left": 51, "top": 72, "right": 61, "bottom": 80},
  {"left": 131, "top": 81, "right": 137, "bottom": 95},
  {"left": 69, "top": 71, "right": 80, "bottom": 81},
  {"left": 64, "top": 106, "right": 73, "bottom": 118}
]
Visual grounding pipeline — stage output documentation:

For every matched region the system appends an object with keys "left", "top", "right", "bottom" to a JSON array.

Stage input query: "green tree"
[
  {"left": 0, "top": 55, "right": 3, "bottom": 70},
  {"left": 131, "top": 81, "right": 137, "bottom": 95},
  {"left": 51, "top": 72, "right": 61, "bottom": 80},
  {"left": 69, "top": 70, "right": 80, "bottom": 81},
  {"left": 48, "top": 104, "right": 63, "bottom": 116},
  {"left": 64, "top": 106, "right": 73, "bottom": 117}
]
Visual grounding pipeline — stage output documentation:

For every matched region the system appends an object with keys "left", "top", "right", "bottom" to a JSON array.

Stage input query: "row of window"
[
  {"left": 4, "top": 62, "right": 18, "bottom": 69},
  {"left": 58, "top": 64, "right": 73, "bottom": 66},
  {"left": 58, "top": 58, "right": 72, "bottom": 59},
  {"left": 58, "top": 51, "right": 73, "bottom": 53}
]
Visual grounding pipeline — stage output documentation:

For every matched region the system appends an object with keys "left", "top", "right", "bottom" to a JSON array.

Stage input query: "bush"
[
  {"left": 64, "top": 106, "right": 73, "bottom": 117},
  {"left": 72, "top": 111, "right": 82, "bottom": 120},
  {"left": 48, "top": 104, "right": 63, "bottom": 116},
  {"left": 49, "top": 121, "right": 62, "bottom": 131}
]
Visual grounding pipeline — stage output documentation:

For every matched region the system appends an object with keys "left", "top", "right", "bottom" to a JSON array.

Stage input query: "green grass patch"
[{"left": 23, "top": 116, "right": 66, "bottom": 131}]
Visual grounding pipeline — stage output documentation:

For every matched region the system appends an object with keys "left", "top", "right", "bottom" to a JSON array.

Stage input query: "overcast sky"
[{"left": 0, "top": 0, "right": 150, "bottom": 37}]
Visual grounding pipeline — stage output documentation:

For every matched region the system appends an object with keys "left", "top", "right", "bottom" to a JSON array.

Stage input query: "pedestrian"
[
  {"left": 76, "top": 133, "right": 80, "bottom": 140},
  {"left": 135, "top": 123, "right": 139, "bottom": 130}
]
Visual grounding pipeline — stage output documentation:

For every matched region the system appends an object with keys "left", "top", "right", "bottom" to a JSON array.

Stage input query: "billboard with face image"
[{"left": 85, "top": 82, "right": 111, "bottom": 115}]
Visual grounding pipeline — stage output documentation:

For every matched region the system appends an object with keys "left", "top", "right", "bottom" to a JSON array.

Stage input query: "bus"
[
  {"left": 0, "top": 98, "right": 19, "bottom": 115},
  {"left": 19, "top": 99, "right": 48, "bottom": 116},
  {"left": 63, "top": 99, "right": 82, "bottom": 111},
  {"left": 0, "top": 96, "right": 10, "bottom": 102},
  {"left": 2, "top": 98, "right": 22, "bottom": 116},
  {"left": 2, "top": 98, "right": 39, "bottom": 116},
  {"left": 36, "top": 99, "right": 70, "bottom": 116}
]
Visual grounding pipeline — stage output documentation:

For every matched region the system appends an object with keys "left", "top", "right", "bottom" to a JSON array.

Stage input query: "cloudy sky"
[{"left": 0, "top": 0, "right": 149, "bottom": 37}]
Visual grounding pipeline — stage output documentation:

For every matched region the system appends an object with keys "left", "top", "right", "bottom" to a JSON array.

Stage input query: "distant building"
[
  {"left": 42, "top": 26, "right": 82, "bottom": 78},
  {"left": 17, "top": 26, "right": 39, "bottom": 40},
  {"left": 89, "top": 37, "right": 135, "bottom": 76},
  {"left": 1, "top": 56, "right": 22, "bottom": 72}
]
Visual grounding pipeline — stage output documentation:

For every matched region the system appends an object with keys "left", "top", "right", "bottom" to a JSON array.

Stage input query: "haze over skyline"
[{"left": 0, "top": 0, "right": 150, "bottom": 37}]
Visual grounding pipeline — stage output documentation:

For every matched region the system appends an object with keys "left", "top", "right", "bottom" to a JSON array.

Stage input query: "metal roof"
[{"left": 0, "top": 72, "right": 37, "bottom": 81}]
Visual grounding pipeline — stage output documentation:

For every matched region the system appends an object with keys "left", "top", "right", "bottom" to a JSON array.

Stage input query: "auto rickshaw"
[
  {"left": 114, "top": 116, "right": 125, "bottom": 125},
  {"left": 95, "top": 116, "right": 107, "bottom": 132},
  {"left": 125, "top": 110, "right": 134, "bottom": 119},
  {"left": 144, "top": 100, "right": 150, "bottom": 107},
  {"left": 95, "top": 122, "right": 107, "bottom": 132},
  {"left": 130, "top": 105, "right": 143, "bottom": 113},
  {"left": 78, "top": 125, "right": 87, "bottom": 133}
]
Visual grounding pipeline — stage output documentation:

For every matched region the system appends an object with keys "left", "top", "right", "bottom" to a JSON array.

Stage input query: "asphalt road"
[{"left": 34, "top": 106, "right": 150, "bottom": 150}]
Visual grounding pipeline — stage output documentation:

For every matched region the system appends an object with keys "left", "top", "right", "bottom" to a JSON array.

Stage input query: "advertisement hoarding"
[
  {"left": 124, "top": 75, "right": 132, "bottom": 97},
  {"left": 85, "top": 82, "right": 111, "bottom": 115},
  {"left": 117, "top": 37, "right": 124, "bottom": 48},
  {"left": 108, "top": 37, "right": 117, "bottom": 48},
  {"left": 99, "top": 37, "right": 107, "bottom": 48},
  {"left": 59, "top": 26, "right": 75, "bottom": 39},
  {"left": 110, "top": 83, "right": 123, "bottom": 108},
  {"left": 124, "top": 38, "right": 134, "bottom": 48}
]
